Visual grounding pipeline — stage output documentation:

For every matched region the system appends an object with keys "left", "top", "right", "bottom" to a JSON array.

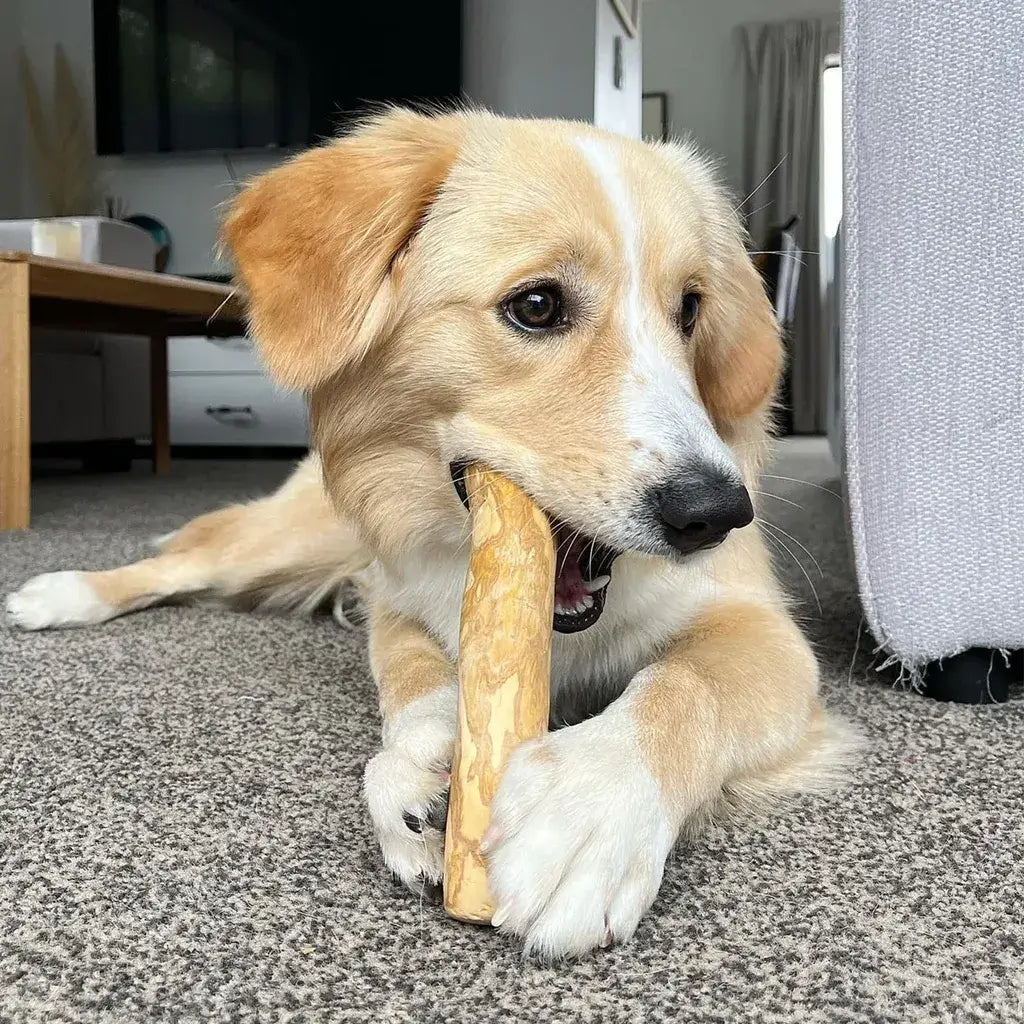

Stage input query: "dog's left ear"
[
  {"left": 222, "top": 110, "right": 465, "bottom": 389},
  {"left": 694, "top": 255, "right": 783, "bottom": 426}
]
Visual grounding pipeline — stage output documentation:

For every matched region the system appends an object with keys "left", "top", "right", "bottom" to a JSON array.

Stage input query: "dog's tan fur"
[{"left": 6, "top": 109, "right": 855, "bottom": 958}]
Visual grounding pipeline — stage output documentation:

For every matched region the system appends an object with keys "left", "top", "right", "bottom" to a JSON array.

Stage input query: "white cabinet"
[
  {"left": 168, "top": 336, "right": 262, "bottom": 373},
  {"left": 168, "top": 336, "right": 308, "bottom": 446}
]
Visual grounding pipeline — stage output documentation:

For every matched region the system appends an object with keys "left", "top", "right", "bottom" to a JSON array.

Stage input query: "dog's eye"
[
  {"left": 679, "top": 292, "right": 701, "bottom": 337},
  {"left": 504, "top": 285, "right": 566, "bottom": 333}
]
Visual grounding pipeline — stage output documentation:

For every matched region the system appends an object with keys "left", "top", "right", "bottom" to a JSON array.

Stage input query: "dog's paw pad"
[{"left": 5, "top": 572, "right": 111, "bottom": 631}]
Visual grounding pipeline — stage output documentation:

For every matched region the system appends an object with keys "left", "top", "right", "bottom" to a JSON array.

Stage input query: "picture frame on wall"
[
  {"left": 642, "top": 92, "right": 669, "bottom": 143},
  {"left": 611, "top": 0, "right": 640, "bottom": 38}
]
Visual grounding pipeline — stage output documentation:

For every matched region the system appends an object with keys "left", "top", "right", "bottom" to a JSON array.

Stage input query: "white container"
[{"left": 0, "top": 216, "right": 157, "bottom": 271}]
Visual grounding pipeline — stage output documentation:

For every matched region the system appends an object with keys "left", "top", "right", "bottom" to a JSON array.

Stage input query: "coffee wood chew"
[{"left": 442, "top": 465, "right": 555, "bottom": 923}]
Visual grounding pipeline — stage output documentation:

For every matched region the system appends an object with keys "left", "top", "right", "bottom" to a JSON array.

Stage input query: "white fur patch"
[
  {"left": 380, "top": 683, "right": 458, "bottom": 756},
  {"left": 5, "top": 572, "right": 113, "bottom": 631},
  {"left": 574, "top": 135, "right": 646, "bottom": 362},
  {"left": 372, "top": 538, "right": 728, "bottom": 707},
  {"left": 370, "top": 528, "right": 765, "bottom": 711},
  {"left": 485, "top": 692, "right": 676, "bottom": 958},
  {"left": 370, "top": 556, "right": 466, "bottom": 662},
  {"left": 363, "top": 684, "right": 457, "bottom": 890},
  {"left": 573, "top": 134, "right": 737, "bottom": 482}
]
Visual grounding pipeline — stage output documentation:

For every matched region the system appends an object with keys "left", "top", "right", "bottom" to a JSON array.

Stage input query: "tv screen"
[{"left": 93, "top": 0, "right": 462, "bottom": 155}]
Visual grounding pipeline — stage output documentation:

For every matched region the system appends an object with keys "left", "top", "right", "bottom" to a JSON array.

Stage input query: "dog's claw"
[
  {"left": 424, "top": 788, "right": 450, "bottom": 832},
  {"left": 401, "top": 787, "right": 449, "bottom": 836}
]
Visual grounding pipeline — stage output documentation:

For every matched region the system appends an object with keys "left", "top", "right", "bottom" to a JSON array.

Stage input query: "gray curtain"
[{"left": 739, "top": 18, "right": 840, "bottom": 434}]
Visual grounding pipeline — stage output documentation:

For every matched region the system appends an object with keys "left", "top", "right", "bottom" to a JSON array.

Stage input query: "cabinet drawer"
[
  {"left": 169, "top": 336, "right": 261, "bottom": 373},
  {"left": 169, "top": 374, "right": 308, "bottom": 446}
]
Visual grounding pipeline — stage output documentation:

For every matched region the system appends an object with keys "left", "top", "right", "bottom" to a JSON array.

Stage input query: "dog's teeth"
[
  {"left": 555, "top": 594, "right": 600, "bottom": 617},
  {"left": 584, "top": 575, "right": 611, "bottom": 593}
]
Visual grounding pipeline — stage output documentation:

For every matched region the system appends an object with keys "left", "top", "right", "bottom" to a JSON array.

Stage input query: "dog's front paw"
[
  {"left": 363, "top": 685, "right": 457, "bottom": 893},
  {"left": 485, "top": 708, "right": 676, "bottom": 959},
  {"left": 5, "top": 572, "right": 111, "bottom": 631}
]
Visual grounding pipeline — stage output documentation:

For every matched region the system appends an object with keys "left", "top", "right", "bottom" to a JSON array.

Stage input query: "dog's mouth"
[{"left": 450, "top": 462, "right": 618, "bottom": 634}]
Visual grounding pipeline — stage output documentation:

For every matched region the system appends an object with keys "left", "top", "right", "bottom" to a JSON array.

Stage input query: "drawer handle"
[
  {"left": 207, "top": 337, "right": 252, "bottom": 349},
  {"left": 205, "top": 404, "right": 255, "bottom": 426}
]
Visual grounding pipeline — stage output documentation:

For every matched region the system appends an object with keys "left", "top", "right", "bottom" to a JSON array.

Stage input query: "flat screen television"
[{"left": 93, "top": 0, "right": 462, "bottom": 155}]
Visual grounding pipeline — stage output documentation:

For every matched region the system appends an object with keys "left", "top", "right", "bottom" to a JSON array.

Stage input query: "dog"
[{"left": 5, "top": 109, "right": 855, "bottom": 959}]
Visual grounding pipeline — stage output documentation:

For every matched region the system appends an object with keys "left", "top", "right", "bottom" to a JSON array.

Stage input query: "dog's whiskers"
[
  {"left": 747, "top": 249, "right": 820, "bottom": 258},
  {"left": 206, "top": 285, "right": 240, "bottom": 329},
  {"left": 757, "top": 517, "right": 823, "bottom": 578},
  {"left": 748, "top": 249, "right": 809, "bottom": 268},
  {"left": 761, "top": 474, "right": 843, "bottom": 500},
  {"left": 742, "top": 198, "right": 778, "bottom": 223},
  {"left": 556, "top": 527, "right": 585, "bottom": 553},
  {"left": 733, "top": 155, "right": 787, "bottom": 214},
  {"left": 759, "top": 527, "right": 822, "bottom": 615},
  {"left": 751, "top": 487, "right": 805, "bottom": 511}
]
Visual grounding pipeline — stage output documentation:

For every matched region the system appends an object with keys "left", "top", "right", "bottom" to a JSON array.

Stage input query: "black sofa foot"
[{"left": 921, "top": 647, "right": 1022, "bottom": 704}]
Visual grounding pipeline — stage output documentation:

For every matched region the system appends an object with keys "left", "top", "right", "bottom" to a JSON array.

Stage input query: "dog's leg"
[
  {"left": 5, "top": 456, "right": 368, "bottom": 630},
  {"left": 362, "top": 601, "right": 458, "bottom": 893},
  {"left": 483, "top": 602, "right": 857, "bottom": 958}
]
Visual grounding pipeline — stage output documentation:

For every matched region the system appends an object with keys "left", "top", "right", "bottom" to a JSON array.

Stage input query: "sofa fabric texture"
[{"left": 842, "top": 0, "right": 1024, "bottom": 664}]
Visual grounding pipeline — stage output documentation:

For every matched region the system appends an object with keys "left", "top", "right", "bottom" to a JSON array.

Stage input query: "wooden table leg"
[
  {"left": 0, "top": 262, "right": 31, "bottom": 529},
  {"left": 150, "top": 331, "right": 170, "bottom": 476}
]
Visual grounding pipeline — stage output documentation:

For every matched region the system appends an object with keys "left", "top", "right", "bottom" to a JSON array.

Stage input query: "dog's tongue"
[
  {"left": 555, "top": 556, "right": 586, "bottom": 605},
  {"left": 554, "top": 530, "right": 588, "bottom": 605}
]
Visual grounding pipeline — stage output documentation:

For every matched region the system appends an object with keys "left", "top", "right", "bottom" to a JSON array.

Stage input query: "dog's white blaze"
[
  {"left": 574, "top": 135, "right": 732, "bottom": 477},
  {"left": 573, "top": 136, "right": 648, "bottom": 378}
]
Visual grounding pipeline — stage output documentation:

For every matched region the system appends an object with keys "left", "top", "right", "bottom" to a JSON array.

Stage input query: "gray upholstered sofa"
[{"left": 837, "top": 0, "right": 1023, "bottom": 702}]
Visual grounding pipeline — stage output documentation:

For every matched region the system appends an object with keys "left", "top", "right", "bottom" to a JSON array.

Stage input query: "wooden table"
[{"left": 0, "top": 250, "right": 246, "bottom": 529}]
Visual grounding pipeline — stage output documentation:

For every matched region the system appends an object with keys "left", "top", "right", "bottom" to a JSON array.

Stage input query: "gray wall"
[
  {"left": 643, "top": 0, "right": 840, "bottom": 189},
  {"left": 463, "top": 0, "right": 641, "bottom": 136},
  {"left": 462, "top": 0, "right": 598, "bottom": 122}
]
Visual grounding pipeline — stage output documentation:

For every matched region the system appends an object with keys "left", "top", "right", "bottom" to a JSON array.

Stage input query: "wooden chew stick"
[{"left": 443, "top": 465, "right": 555, "bottom": 923}]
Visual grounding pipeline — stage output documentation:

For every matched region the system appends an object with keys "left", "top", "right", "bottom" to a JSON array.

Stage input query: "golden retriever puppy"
[{"left": 6, "top": 109, "right": 854, "bottom": 958}]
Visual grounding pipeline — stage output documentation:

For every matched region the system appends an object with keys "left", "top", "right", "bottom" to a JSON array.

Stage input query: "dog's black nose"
[{"left": 653, "top": 471, "right": 754, "bottom": 555}]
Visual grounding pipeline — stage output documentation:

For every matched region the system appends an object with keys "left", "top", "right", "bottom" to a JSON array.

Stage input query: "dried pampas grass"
[{"left": 19, "top": 43, "right": 103, "bottom": 217}]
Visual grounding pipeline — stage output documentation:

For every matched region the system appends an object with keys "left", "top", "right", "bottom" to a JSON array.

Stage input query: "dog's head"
[{"left": 223, "top": 109, "right": 781, "bottom": 632}]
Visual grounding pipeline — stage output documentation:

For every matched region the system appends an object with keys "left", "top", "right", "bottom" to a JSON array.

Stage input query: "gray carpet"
[{"left": 1, "top": 439, "right": 1021, "bottom": 1023}]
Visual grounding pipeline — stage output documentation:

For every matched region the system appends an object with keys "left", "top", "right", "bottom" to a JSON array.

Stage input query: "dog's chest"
[{"left": 369, "top": 548, "right": 715, "bottom": 700}]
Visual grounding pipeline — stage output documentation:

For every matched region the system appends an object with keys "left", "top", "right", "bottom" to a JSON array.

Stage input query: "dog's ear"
[
  {"left": 222, "top": 110, "right": 464, "bottom": 389},
  {"left": 694, "top": 254, "right": 783, "bottom": 426}
]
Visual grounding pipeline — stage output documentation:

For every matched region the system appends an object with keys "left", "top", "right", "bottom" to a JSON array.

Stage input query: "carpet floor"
[{"left": 1, "top": 439, "right": 1021, "bottom": 1023}]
